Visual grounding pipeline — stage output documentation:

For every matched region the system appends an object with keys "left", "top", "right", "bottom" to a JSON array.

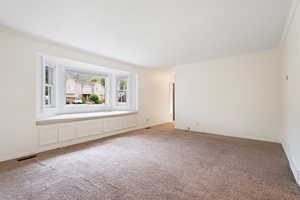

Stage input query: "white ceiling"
[{"left": 0, "top": 0, "right": 292, "bottom": 68}]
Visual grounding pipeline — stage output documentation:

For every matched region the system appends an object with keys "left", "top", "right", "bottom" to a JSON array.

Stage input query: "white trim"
[
  {"left": 169, "top": 82, "right": 175, "bottom": 116},
  {"left": 1, "top": 120, "right": 170, "bottom": 162},
  {"left": 280, "top": 0, "right": 300, "bottom": 45},
  {"left": 43, "top": 65, "right": 56, "bottom": 108},
  {"left": 37, "top": 111, "right": 138, "bottom": 125},
  {"left": 35, "top": 121, "right": 166, "bottom": 156},
  {"left": 37, "top": 56, "right": 57, "bottom": 118},
  {"left": 37, "top": 54, "right": 138, "bottom": 118},
  {"left": 281, "top": 140, "right": 300, "bottom": 186},
  {"left": 36, "top": 55, "right": 43, "bottom": 118}
]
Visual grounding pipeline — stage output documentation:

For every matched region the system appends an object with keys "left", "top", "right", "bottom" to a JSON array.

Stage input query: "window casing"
[
  {"left": 38, "top": 56, "right": 136, "bottom": 118},
  {"left": 43, "top": 66, "right": 55, "bottom": 108}
]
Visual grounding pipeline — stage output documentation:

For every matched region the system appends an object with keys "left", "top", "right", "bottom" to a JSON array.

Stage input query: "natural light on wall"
[{"left": 37, "top": 55, "right": 138, "bottom": 118}]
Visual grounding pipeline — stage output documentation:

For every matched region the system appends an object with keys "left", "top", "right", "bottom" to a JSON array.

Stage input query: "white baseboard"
[
  {"left": 175, "top": 124, "right": 279, "bottom": 143},
  {"left": 281, "top": 141, "right": 300, "bottom": 186}
]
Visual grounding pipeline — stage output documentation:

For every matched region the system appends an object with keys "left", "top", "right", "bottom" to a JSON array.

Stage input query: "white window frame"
[
  {"left": 116, "top": 76, "right": 130, "bottom": 106},
  {"left": 43, "top": 65, "right": 56, "bottom": 108},
  {"left": 37, "top": 55, "right": 137, "bottom": 118}
]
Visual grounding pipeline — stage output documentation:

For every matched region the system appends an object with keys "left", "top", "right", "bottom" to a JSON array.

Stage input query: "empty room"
[{"left": 0, "top": 0, "right": 300, "bottom": 199}]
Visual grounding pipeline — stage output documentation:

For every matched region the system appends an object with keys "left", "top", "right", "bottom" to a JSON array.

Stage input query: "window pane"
[
  {"left": 119, "top": 79, "right": 127, "bottom": 90},
  {"left": 45, "top": 66, "right": 54, "bottom": 84},
  {"left": 65, "top": 71, "right": 106, "bottom": 105},
  {"left": 45, "top": 67, "right": 49, "bottom": 84},
  {"left": 117, "top": 91, "right": 127, "bottom": 103},
  {"left": 45, "top": 86, "right": 52, "bottom": 105}
]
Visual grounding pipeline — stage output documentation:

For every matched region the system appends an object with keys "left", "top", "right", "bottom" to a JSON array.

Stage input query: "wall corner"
[
  {"left": 281, "top": 140, "right": 300, "bottom": 186},
  {"left": 296, "top": 170, "right": 300, "bottom": 186}
]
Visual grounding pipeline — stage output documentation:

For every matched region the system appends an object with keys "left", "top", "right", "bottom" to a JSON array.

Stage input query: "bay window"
[{"left": 37, "top": 55, "right": 137, "bottom": 118}]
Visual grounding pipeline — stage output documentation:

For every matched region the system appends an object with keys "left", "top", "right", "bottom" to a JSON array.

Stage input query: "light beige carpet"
[{"left": 0, "top": 123, "right": 299, "bottom": 200}]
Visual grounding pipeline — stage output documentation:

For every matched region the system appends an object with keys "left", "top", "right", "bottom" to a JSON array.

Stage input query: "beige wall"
[
  {"left": 281, "top": 0, "right": 300, "bottom": 185},
  {"left": 175, "top": 49, "right": 282, "bottom": 142},
  {"left": 0, "top": 27, "right": 173, "bottom": 162}
]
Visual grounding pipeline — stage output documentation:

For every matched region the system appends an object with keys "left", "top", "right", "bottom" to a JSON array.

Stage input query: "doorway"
[{"left": 172, "top": 83, "right": 175, "bottom": 121}]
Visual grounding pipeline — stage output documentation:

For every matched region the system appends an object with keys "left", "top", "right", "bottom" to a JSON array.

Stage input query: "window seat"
[{"left": 36, "top": 111, "right": 138, "bottom": 126}]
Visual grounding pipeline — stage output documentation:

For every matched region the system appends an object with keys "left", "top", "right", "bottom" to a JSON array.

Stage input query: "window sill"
[{"left": 36, "top": 110, "right": 138, "bottom": 126}]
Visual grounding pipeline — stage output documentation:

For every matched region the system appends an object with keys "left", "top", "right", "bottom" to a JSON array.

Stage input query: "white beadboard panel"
[
  {"left": 127, "top": 116, "right": 133, "bottom": 128},
  {"left": 89, "top": 119, "right": 103, "bottom": 136},
  {"left": 119, "top": 117, "right": 125, "bottom": 130},
  {"left": 128, "top": 115, "right": 137, "bottom": 128},
  {"left": 39, "top": 115, "right": 138, "bottom": 146},
  {"left": 112, "top": 117, "right": 120, "bottom": 131},
  {"left": 114, "top": 117, "right": 122, "bottom": 131},
  {"left": 133, "top": 115, "right": 138, "bottom": 127},
  {"left": 58, "top": 124, "right": 76, "bottom": 142},
  {"left": 76, "top": 121, "right": 91, "bottom": 138},
  {"left": 38, "top": 114, "right": 139, "bottom": 152},
  {"left": 34, "top": 114, "right": 164, "bottom": 157},
  {"left": 102, "top": 119, "right": 109, "bottom": 133},
  {"left": 103, "top": 118, "right": 113, "bottom": 133},
  {"left": 111, "top": 118, "right": 117, "bottom": 131},
  {"left": 121, "top": 117, "right": 127, "bottom": 129},
  {"left": 97, "top": 119, "right": 104, "bottom": 134},
  {"left": 39, "top": 125, "right": 58, "bottom": 146},
  {"left": 122, "top": 117, "right": 129, "bottom": 129},
  {"left": 121, "top": 117, "right": 128, "bottom": 129}
]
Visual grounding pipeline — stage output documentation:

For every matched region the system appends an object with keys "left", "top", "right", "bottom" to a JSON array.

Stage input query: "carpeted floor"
[{"left": 0, "top": 123, "right": 299, "bottom": 200}]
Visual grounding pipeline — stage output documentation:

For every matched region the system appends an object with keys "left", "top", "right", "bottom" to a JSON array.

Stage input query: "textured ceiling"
[{"left": 0, "top": 0, "right": 292, "bottom": 67}]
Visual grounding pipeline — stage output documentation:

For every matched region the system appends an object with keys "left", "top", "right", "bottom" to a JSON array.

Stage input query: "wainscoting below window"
[{"left": 37, "top": 114, "right": 137, "bottom": 153}]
